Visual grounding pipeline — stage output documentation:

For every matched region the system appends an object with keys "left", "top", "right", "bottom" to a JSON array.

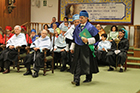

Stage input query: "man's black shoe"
[
  {"left": 108, "top": 67, "right": 114, "bottom": 71},
  {"left": 0, "top": 68, "right": 4, "bottom": 72},
  {"left": 83, "top": 79, "right": 91, "bottom": 83},
  {"left": 60, "top": 66, "right": 67, "bottom": 72},
  {"left": 23, "top": 70, "right": 32, "bottom": 76},
  {"left": 71, "top": 81, "right": 80, "bottom": 86},
  {"left": 32, "top": 71, "right": 38, "bottom": 78},
  {"left": 119, "top": 68, "right": 123, "bottom": 72}
]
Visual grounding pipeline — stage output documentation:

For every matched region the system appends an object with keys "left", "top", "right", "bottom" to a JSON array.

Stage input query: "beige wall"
[
  {"left": 31, "top": 0, "right": 58, "bottom": 23},
  {"left": 31, "top": 0, "right": 140, "bottom": 25},
  {"left": 134, "top": 0, "right": 140, "bottom": 25}
]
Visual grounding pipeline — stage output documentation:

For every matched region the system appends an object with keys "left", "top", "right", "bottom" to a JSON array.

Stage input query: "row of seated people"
[
  {"left": 95, "top": 24, "right": 129, "bottom": 72},
  {"left": 0, "top": 25, "right": 53, "bottom": 77},
  {"left": 0, "top": 15, "right": 129, "bottom": 78}
]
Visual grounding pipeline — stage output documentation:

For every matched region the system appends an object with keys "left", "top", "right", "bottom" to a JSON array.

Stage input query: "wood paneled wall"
[{"left": 0, "top": 0, "right": 31, "bottom": 30}]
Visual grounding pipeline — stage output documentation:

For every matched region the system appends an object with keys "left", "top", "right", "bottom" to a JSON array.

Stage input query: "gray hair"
[
  {"left": 14, "top": 25, "right": 21, "bottom": 30},
  {"left": 42, "top": 29, "right": 48, "bottom": 34}
]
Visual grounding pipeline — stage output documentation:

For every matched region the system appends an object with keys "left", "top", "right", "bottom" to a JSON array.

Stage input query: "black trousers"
[
  {"left": 0, "top": 61, "right": 11, "bottom": 69},
  {"left": 74, "top": 60, "right": 92, "bottom": 82},
  {"left": 106, "top": 51, "right": 127, "bottom": 67},
  {"left": 95, "top": 50, "right": 108, "bottom": 65},
  {"left": 24, "top": 51, "right": 44, "bottom": 72},
  {"left": 0, "top": 49, "right": 15, "bottom": 70},
  {"left": 54, "top": 51, "right": 67, "bottom": 67}
]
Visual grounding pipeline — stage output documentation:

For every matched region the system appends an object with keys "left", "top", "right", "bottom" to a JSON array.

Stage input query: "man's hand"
[
  {"left": 102, "top": 48, "right": 106, "bottom": 51},
  {"left": 34, "top": 47, "right": 39, "bottom": 51},
  {"left": 109, "top": 40, "right": 113, "bottom": 42},
  {"left": 70, "top": 50, "right": 74, "bottom": 54},
  {"left": 9, "top": 45, "right": 14, "bottom": 49},
  {"left": 61, "top": 49, "right": 65, "bottom": 52},
  {"left": 51, "top": 21, "right": 54, "bottom": 24},
  {"left": 81, "top": 37, "right": 88, "bottom": 44},
  {"left": 54, "top": 48, "right": 56, "bottom": 51}
]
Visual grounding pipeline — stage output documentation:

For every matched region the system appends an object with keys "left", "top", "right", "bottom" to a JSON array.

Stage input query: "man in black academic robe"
[
  {"left": 106, "top": 30, "right": 129, "bottom": 72},
  {"left": 70, "top": 10, "right": 99, "bottom": 86}
]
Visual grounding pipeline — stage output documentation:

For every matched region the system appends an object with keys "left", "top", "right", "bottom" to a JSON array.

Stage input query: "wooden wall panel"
[{"left": 0, "top": 0, "right": 31, "bottom": 30}]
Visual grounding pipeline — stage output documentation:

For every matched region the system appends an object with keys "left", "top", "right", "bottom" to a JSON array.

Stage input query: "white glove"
[{"left": 114, "top": 50, "right": 121, "bottom": 54}]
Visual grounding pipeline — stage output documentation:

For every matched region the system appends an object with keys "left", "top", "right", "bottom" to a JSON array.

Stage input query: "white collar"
[{"left": 80, "top": 22, "right": 87, "bottom": 26}]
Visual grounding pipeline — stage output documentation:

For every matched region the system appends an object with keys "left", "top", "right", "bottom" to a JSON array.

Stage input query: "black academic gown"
[
  {"left": 71, "top": 22, "right": 99, "bottom": 75},
  {"left": 106, "top": 37, "right": 129, "bottom": 67}
]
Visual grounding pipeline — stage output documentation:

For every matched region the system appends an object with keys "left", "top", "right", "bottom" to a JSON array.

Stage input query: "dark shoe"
[
  {"left": 0, "top": 68, "right": 4, "bottom": 72},
  {"left": 108, "top": 67, "right": 114, "bottom": 71},
  {"left": 60, "top": 66, "right": 67, "bottom": 72},
  {"left": 119, "top": 68, "right": 123, "bottom": 72},
  {"left": 54, "top": 66, "right": 57, "bottom": 69},
  {"left": 32, "top": 71, "right": 38, "bottom": 78},
  {"left": 71, "top": 81, "right": 80, "bottom": 86},
  {"left": 23, "top": 70, "right": 32, "bottom": 76},
  {"left": 67, "top": 69, "right": 70, "bottom": 72},
  {"left": 83, "top": 79, "right": 91, "bottom": 83},
  {"left": 3, "top": 69, "right": 10, "bottom": 74}
]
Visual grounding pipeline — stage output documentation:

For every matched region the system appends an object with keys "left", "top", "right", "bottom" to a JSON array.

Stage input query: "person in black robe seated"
[
  {"left": 23, "top": 30, "right": 51, "bottom": 78},
  {"left": 0, "top": 25, "right": 27, "bottom": 74},
  {"left": 106, "top": 30, "right": 129, "bottom": 72}
]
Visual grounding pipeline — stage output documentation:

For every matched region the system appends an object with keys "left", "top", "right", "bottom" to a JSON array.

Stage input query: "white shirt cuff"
[
  {"left": 70, "top": 43, "right": 75, "bottom": 50},
  {"left": 88, "top": 37, "right": 96, "bottom": 45}
]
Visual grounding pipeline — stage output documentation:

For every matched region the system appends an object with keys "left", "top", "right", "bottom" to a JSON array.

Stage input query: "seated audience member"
[
  {"left": 23, "top": 29, "right": 51, "bottom": 78},
  {"left": 54, "top": 26, "right": 68, "bottom": 71},
  {"left": 96, "top": 34, "right": 111, "bottom": 65},
  {"left": 0, "top": 27, "right": 4, "bottom": 45},
  {"left": 106, "top": 30, "right": 129, "bottom": 72},
  {"left": 107, "top": 25, "right": 118, "bottom": 42},
  {"left": 96, "top": 24, "right": 106, "bottom": 38},
  {"left": 0, "top": 25, "right": 27, "bottom": 74},
  {"left": 0, "top": 27, "right": 4, "bottom": 36},
  {"left": 30, "top": 29, "right": 39, "bottom": 42},
  {"left": 52, "top": 23, "right": 61, "bottom": 34},
  {"left": 21, "top": 25, "right": 32, "bottom": 46},
  {"left": 64, "top": 21, "right": 69, "bottom": 28},
  {"left": 59, "top": 17, "right": 71, "bottom": 30},
  {"left": 121, "top": 28, "right": 128, "bottom": 39},
  {"left": 3, "top": 26, "right": 14, "bottom": 44},
  {"left": 43, "top": 24, "right": 50, "bottom": 33},
  {"left": 50, "top": 17, "right": 60, "bottom": 28},
  {"left": 94, "top": 24, "right": 106, "bottom": 47}
]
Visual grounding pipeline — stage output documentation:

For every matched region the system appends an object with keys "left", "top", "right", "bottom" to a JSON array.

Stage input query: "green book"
[
  {"left": 79, "top": 28, "right": 92, "bottom": 38},
  {"left": 79, "top": 28, "right": 95, "bottom": 57}
]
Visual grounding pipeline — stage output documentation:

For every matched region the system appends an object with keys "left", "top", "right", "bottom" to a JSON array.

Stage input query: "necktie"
[{"left": 81, "top": 25, "right": 84, "bottom": 30}]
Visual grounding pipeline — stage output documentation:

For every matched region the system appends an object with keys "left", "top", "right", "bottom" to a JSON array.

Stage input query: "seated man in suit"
[
  {"left": 23, "top": 29, "right": 51, "bottom": 78},
  {"left": 54, "top": 26, "right": 68, "bottom": 71},
  {"left": 96, "top": 33, "right": 111, "bottom": 65},
  {"left": 106, "top": 30, "right": 129, "bottom": 72},
  {"left": 0, "top": 25, "right": 27, "bottom": 74}
]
